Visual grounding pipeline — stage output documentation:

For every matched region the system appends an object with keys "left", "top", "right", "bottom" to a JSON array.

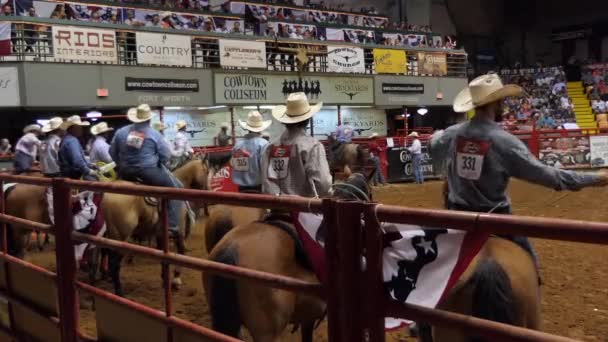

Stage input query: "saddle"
[{"left": 260, "top": 212, "right": 312, "bottom": 270}]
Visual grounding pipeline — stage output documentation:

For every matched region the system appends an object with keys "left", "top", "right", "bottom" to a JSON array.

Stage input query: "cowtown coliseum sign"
[{"left": 214, "top": 73, "right": 374, "bottom": 104}]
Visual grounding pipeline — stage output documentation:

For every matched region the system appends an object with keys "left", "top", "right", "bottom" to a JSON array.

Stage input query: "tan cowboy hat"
[
  {"left": 91, "top": 122, "right": 114, "bottom": 136},
  {"left": 153, "top": 122, "right": 166, "bottom": 131},
  {"left": 369, "top": 132, "right": 379, "bottom": 139},
  {"left": 41, "top": 117, "right": 63, "bottom": 133},
  {"left": 408, "top": 131, "right": 419, "bottom": 138},
  {"left": 239, "top": 111, "right": 272, "bottom": 133},
  {"left": 453, "top": 73, "right": 524, "bottom": 113},
  {"left": 23, "top": 124, "right": 41, "bottom": 134},
  {"left": 175, "top": 120, "right": 188, "bottom": 130},
  {"left": 60, "top": 115, "right": 90, "bottom": 130},
  {"left": 127, "top": 104, "right": 154, "bottom": 123},
  {"left": 272, "top": 92, "right": 323, "bottom": 124}
]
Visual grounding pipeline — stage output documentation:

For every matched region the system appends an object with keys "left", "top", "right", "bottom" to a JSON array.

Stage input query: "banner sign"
[
  {"left": 0, "top": 67, "right": 20, "bottom": 107},
  {"left": 590, "top": 136, "right": 608, "bottom": 167},
  {"left": 324, "top": 28, "right": 374, "bottom": 43},
  {"left": 160, "top": 109, "right": 231, "bottom": 147},
  {"left": 326, "top": 46, "right": 365, "bottom": 73},
  {"left": 125, "top": 78, "right": 199, "bottom": 92},
  {"left": 215, "top": 73, "right": 374, "bottom": 104},
  {"left": 417, "top": 52, "right": 447, "bottom": 76},
  {"left": 382, "top": 83, "right": 424, "bottom": 94},
  {"left": 136, "top": 32, "right": 192, "bottom": 67},
  {"left": 219, "top": 40, "right": 267, "bottom": 68},
  {"left": 309, "top": 108, "right": 387, "bottom": 137},
  {"left": 382, "top": 33, "right": 428, "bottom": 48},
  {"left": 538, "top": 137, "right": 590, "bottom": 169},
  {"left": 373, "top": 49, "right": 407, "bottom": 74},
  {"left": 52, "top": 26, "right": 117, "bottom": 63},
  {"left": 386, "top": 145, "right": 437, "bottom": 182},
  {"left": 267, "top": 22, "right": 318, "bottom": 38}
]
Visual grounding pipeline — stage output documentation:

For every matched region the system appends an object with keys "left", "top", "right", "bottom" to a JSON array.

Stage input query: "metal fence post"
[
  {"left": 52, "top": 178, "right": 78, "bottom": 342},
  {"left": 325, "top": 199, "right": 365, "bottom": 342}
]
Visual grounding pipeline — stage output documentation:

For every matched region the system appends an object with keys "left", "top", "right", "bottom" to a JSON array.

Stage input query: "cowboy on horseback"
[
  {"left": 58, "top": 116, "right": 98, "bottom": 181},
  {"left": 13, "top": 124, "right": 42, "bottom": 174},
  {"left": 110, "top": 104, "right": 184, "bottom": 235},
  {"left": 89, "top": 122, "right": 114, "bottom": 165},
  {"left": 231, "top": 111, "right": 271, "bottom": 193},
  {"left": 430, "top": 73, "right": 608, "bottom": 266},
  {"left": 40, "top": 117, "right": 64, "bottom": 177},
  {"left": 171, "top": 120, "right": 194, "bottom": 169},
  {"left": 261, "top": 92, "right": 331, "bottom": 198}
]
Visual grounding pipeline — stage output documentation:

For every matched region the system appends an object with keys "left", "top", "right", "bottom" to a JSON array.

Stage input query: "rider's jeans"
[{"left": 120, "top": 166, "right": 182, "bottom": 231}]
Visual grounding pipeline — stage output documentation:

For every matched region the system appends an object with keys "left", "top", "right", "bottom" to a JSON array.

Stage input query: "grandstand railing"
[
  {"left": 0, "top": 173, "right": 607, "bottom": 341},
  {"left": 0, "top": 17, "right": 468, "bottom": 77}
]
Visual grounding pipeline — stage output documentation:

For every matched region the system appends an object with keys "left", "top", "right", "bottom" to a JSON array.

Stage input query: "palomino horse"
[
  {"left": 204, "top": 176, "right": 540, "bottom": 342},
  {"left": 202, "top": 174, "right": 373, "bottom": 342},
  {"left": 102, "top": 156, "right": 229, "bottom": 296},
  {"left": 326, "top": 134, "right": 369, "bottom": 179}
]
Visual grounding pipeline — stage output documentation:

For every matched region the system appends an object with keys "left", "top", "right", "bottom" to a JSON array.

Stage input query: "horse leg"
[
  {"left": 87, "top": 247, "right": 101, "bottom": 284},
  {"left": 108, "top": 250, "right": 124, "bottom": 296},
  {"left": 301, "top": 321, "right": 314, "bottom": 342},
  {"left": 172, "top": 232, "right": 186, "bottom": 290}
]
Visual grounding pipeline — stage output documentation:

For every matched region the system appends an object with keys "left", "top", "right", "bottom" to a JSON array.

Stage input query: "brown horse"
[
  {"left": 326, "top": 134, "right": 369, "bottom": 179},
  {"left": 202, "top": 174, "right": 373, "bottom": 342}
]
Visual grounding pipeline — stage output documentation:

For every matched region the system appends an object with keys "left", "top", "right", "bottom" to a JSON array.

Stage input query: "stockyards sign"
[
  {"left": 219, "top": 40, "right": 266, "bottom": 69},
  {"left": 52, "top": 26, "right": 117, "bottom": 63},
  {"left": 417, "top": 52, "right": 447, "bottom": 76},
  {"left": 215, "top": 73, "right": 374, "bottom": 104},
  {"left": 326, "top": 46, "right": 365, "bottom": 73},
  {"left": 136, "top": 32, "right": 192, "bottom": 67}
]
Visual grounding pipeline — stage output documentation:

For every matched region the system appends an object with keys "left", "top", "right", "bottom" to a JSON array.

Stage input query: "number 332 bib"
[
  {"left": 456, "top": 138, "right": 490, "bottom": 181},
  {"left": 268, "top": 145, "right": 292, "bottom": 180}
]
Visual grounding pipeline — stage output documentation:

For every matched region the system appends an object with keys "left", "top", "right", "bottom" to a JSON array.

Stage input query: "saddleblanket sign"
[
  {"left": 214, "top": 73, "right": 374, "bottom": 104},
  {"left": 52, "top": 26, "right": 117, "bottom": 63},
  {"left": 326, "top": 46, "right": 366, "bottom": 73}
]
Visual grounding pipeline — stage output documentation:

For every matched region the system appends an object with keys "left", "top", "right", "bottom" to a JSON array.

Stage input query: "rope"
[{"left": 331, "top": 182, "right": 370, "bottom": 202}]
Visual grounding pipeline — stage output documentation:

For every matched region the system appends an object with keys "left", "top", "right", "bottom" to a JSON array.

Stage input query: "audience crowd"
[{"left": 582, "top": 65, "right": 608, "bottom": 115}]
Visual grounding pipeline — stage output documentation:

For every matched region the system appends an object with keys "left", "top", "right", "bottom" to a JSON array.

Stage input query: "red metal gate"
[{"left": 0, "top": 173, "right": 606, "bottom": 341}]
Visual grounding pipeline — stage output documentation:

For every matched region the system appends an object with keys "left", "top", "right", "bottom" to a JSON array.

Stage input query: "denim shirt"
[
  {"left": 335, "top": 124, "right": 354, "bottom": 143},
  {"left": 231, "top": 133, "right": 268, "bottom": 187},
  {"left": 59, "top": 134, "right": 91, "bottom": 178},
  {"left": 40, "top": 134, "right": 61, "bottom": 175},
  {"left": 430, "top": 117, "right": 600, "bottom": 210},
  {"left": 110, "top": 123, "right": 171, "bottom": 170}
]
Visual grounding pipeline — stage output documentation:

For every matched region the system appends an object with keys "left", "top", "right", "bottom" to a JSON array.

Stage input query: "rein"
[{"left": 331, "top": 182, "right": 370, "bottom": 202}]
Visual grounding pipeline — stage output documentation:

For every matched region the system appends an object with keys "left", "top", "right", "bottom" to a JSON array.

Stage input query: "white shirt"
[
  {"left": 408, "top": 139, "right": 422, "bottom": 155},
  {"left": 172, "top": 131, "right": 194, "bottom": 158},
  {"left": 598, "top": 101, "right": 607, "bottom": 112},
  {"left": 89, "top": 136, "right": 113, "bottom": 164},
  {"left": 290, "top": 32, "right": 304, "bottom": 40},
  {"left": 15, "top": 133, "right": 41, "bottom": 158}
]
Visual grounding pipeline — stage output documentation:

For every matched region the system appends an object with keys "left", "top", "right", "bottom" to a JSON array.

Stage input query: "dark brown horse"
[{"left": 326, "top": 134, "right": 369, "bottom": 179}]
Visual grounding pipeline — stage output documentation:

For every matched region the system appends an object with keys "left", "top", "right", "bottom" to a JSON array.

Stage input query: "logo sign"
[
  {"left": 590, "top": 136, "right": 608, "bottom": 168},
  {"left": 215, "top": 73, "right": 373, "bottom": 104},
  {"left": 52, "top": 26, "right": 117, "bottom": 63},
  {"left": 417, "top": 52, "right": 447, "bottom": 76},
  {"left": 386, "top": 145, "right": 436, "bottom": 182},
  {"left": 327, "top": 47, "right": 365, "bottom": 73},
  {"left": 373, "top": 49, "right": 407, "bottom": 74},
  {"left": 219, "top": 39, "right": 266, "bottom": 69},
  {"left": 0, "top": 67, "right": 19, "bottom": 107},
  {"left": 382, "top": 83, "right": 424, "bottom": 94},
  {"left": 125, "top": 77, "right": 199, "bottom": 92},
  {"left": 136, "top": 32, "right": 192, "bottom": 67}
]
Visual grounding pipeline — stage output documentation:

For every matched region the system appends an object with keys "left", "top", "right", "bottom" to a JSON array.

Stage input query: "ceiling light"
[
  {"left": 198, "top": 106, "right": 227, "bottom": 110},
  {"left": 86, "top": 111, "right": 102, "bottom": 118},
  {"left": 417, "top": 108, "right": 428, "bottom": 115},
  {"left": 164, "top": 106, "right": 183, "bottom": 110}
]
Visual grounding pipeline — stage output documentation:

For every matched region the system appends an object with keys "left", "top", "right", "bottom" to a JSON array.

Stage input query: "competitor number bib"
[
  {"left": 127, "top": 131, "right": 146, "bottom": 149},
  {"left": 456, "top": 138, "right": 490, "bottom": 181},
  {"left": 231, "top": 149, "right": 251, "bottom": 172},
  {"left": 268, "top": 145, "right": 292, "bottom": 180}
]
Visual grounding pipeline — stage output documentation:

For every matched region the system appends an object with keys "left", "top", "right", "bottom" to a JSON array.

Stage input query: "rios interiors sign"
[{"left": 214, "top": 73, "right": 374, "bottom": 105}]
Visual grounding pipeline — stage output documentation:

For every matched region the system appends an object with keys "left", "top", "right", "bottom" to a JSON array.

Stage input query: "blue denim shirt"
[
  {"left": 231, "top": 133, "right": 268, "bottom": 187},
  {"left": 110, "top": 123, "right": 171, "bottom": 170},
  {"left": 335, "top": 124, "right": 354, "bottom": 143},
  {"left": 59, "top": 134, "right": 91, "bottom": 178}
]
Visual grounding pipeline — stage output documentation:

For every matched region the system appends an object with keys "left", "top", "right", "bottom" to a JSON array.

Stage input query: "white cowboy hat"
[
  {"left": 153, "top": 122, "right": 166, "bottom": 131},
  {"left": 60, "top": 115, "right": 90, "bottom": 130},
  {"left": 408, "top": 131, "right": 419, "bottom": 137},
  {"left": 239, "top": 111, "right": 272, "bottom": 133},
  {"left": 175, "top": 120, "right": 188, "bottom": 130},
  {"left": 453, "top": 73, "right": 524, "bottom": 113},
  {"left": 369, "top": 133, "right": 378, "bottom": 139},
  {"left": 23, "top": 124, "right": 41, "bottom": 134},
  {"left": 161, "top": 11, "right": 172, "bottom": 19},
  {"left": 91, "top": 122, "right": 114, "bottom": 136},
  {"left": 127, "top": 104, "right": 154, "bottom": 123},
  {"left": 41, "top": 117, "right": 63, "bottom": 133},
  {"left": 272, "top": 92, "right": 323, "bottom": 124}
]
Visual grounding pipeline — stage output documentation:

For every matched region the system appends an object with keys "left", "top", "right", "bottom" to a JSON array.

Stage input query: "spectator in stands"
[
  {"left": 215, "top": 22, "right": 228, "bottom": 33},
  {"left": 146, "top": 14, "right": 162, "bottom": 28},
  {"left": 0, "top": 139, "right": 12, "bottom": 155},
  {"left": 230, "top": 21, "right": 242, "bottom": 34},
  {"left": 50, "top": 5, "right": 66, "bottom": 20},
  {"left": 186, "top": 16, "right": 200, "bottom": 30},
  {"left": 90, "top": 10, "right": 102, "bottom": 23},
  {"left": 290, "top": 26, "right": 304, "bottom": 39},
  {"left": 2, "top": 4, "right": 13, "bottom": 15},
  {"left": 160, "top": 12, "right": 176, "bottom": 29},
  {"left": 552, "top": 80, "right": 567, "bottom": 95},
  {"left": 202, "top": 17, "right": 214, "bottom": 32},
  {"left": 124, "top": 10, "right": 144, "bottom": 27}
]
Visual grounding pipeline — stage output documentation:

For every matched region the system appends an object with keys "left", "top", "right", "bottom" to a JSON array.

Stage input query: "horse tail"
[
  {"left": 469, "top": 259, "right": 514, "bottom": 342},
  {"left": 208, "top": 244, "right": 241, "bottom": 338},
  {"left": 205, "top": 208, "right": 234, "bottom": 253}
]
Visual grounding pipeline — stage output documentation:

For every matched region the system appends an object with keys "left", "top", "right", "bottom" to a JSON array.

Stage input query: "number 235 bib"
[
  {"left": 456, "top": 138, "right": 490, "bottom": 181},
  {"left": 268, "top": 145, "right": 292, "bottom": 180}
]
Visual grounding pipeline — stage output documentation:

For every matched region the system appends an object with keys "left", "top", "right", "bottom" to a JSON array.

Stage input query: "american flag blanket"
[{"left": 293, "top": 212, "right": 488, "bottom": 329}]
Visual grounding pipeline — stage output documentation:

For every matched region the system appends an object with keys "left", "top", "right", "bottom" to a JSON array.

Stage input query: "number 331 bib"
[{"left": 456, "top": 138, "right": 490, "bottom": 181}]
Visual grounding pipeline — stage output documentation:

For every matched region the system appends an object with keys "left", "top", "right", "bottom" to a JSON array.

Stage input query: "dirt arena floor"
[{"left": 25, "top": 179, "right": 608, "bottom": 341}]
